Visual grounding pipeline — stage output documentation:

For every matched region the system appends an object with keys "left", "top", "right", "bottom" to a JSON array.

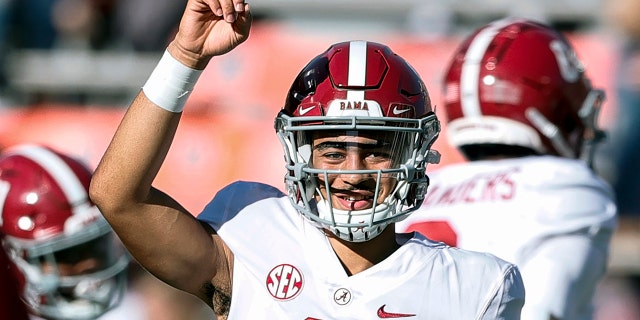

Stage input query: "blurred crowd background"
[{"left": 0, "top": 0, "right": 638, "bottom": 319}]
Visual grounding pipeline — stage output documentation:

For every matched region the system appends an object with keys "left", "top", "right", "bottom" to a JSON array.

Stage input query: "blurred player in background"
[
  {"left": 397, "top": 18, "right": 617, "bottom": 320},
  {"left": 0, "top": 144, "right": 130, "bottom": 320}
]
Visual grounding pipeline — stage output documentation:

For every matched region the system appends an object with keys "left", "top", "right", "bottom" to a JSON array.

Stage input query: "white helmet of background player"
[
  {"left": 0, "top": 144, "right": 129, "bottom": 320},
  {"left": 443, "top": 18, "right": 606, "bottom": 163},
  {"left": 275, "top": 40, "right": 441, "bottom": 242}
]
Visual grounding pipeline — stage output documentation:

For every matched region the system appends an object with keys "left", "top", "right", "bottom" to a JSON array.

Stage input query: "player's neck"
[{"left": 326, "top": 226, "right": 399, "bottom": 276}]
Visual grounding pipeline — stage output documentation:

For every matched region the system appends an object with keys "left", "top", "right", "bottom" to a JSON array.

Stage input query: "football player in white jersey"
[
  {"left": 396, "top": 18, "right": 618, "bottom": 320},
  {"left": 90, "top": 0, "right": 525, "bottom": 318}
]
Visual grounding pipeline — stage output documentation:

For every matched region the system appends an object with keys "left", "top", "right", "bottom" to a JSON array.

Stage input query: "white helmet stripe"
[
  {"left": 460, "top": 18, "right": 516, "bottom": 117},
  {"left": 5, "top": 145, "right": 88, "bottom": 213},
  {"left": 347, "top": 40, "right": 367, "bottom": 101}
]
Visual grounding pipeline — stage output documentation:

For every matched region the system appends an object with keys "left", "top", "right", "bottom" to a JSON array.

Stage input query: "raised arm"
[{"left": 89, "top": 0, "right": 251, "bottom": 304}]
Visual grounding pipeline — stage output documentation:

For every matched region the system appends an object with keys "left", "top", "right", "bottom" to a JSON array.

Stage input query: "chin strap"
[
  {"left": 525, "top": 108, "right": 575, "bottom": 158},
  {"left": 525, "top": 89, "right": 607, "bottom": 170}
]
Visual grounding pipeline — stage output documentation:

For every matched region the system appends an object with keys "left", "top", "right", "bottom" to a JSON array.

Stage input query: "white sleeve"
[
  {"left": 518, "top": 230, "right": 612, "bottom": 320},
  {"left": 480, "top": 265, "right": 526, "bottom": 320}
]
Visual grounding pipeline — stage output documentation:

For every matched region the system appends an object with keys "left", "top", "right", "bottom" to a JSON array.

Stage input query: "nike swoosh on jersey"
[
  {"left": 392, "top": 107, "right": 411, "bottom": 115},
  {"left": 299, "top": 105, "right": 316, "bottom": 115},
  {"left": 377, "top": 305, "right": 416, "bottom": 318}
]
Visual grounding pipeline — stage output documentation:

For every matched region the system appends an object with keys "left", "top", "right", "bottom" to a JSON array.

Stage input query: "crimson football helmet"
[
  {"left": 0, "top": 144, "right": 129, "bottom": 320},
  {"left": 275, "top": 40, "right": 441, "bottom": 242},
  {"left": 443, "top": 18, "right": 605, "bottom": 163}
]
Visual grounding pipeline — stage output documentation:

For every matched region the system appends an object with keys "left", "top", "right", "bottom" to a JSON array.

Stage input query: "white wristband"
[{"left": 142, "top": 50, "right": 203, "bottom": 113}]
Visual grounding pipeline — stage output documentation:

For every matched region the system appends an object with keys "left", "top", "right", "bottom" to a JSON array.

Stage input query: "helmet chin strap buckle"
[
  {"left": 426, "top": 149, "right": 441, "bottom": 164},
  {"left": 413, "top": 183, "right": 429, "bottom": 201}
]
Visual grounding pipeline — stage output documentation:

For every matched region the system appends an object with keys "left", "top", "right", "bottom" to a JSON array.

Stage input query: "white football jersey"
[
  {"left": 198, "top": 181, "right": 525, "bottom": 319},
  {"left": 396, "top": 156, "right": 617, "bottom": 320}
]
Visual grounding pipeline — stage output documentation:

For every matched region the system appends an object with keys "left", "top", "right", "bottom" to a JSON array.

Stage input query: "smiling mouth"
[
  {"left": 335, "top": 194, "right": 374, "bottom": 211},
  {"left": 341, "top": 195, "right": 368, "bottom": 201}
]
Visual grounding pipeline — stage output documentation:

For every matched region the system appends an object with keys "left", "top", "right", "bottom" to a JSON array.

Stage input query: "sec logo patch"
[{"left": 266, "top": 264, "right": 304, "bottom": 300}]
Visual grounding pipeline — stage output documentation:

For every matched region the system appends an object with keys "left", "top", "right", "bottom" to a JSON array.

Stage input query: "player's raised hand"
[{"left": 168, "top": 0, "right": 252, "bottom": 69}]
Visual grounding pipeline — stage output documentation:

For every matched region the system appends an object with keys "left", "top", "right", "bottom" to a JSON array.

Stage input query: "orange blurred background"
[{"left": 0, "top": 23, "right": 618, "bottom": 214}]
